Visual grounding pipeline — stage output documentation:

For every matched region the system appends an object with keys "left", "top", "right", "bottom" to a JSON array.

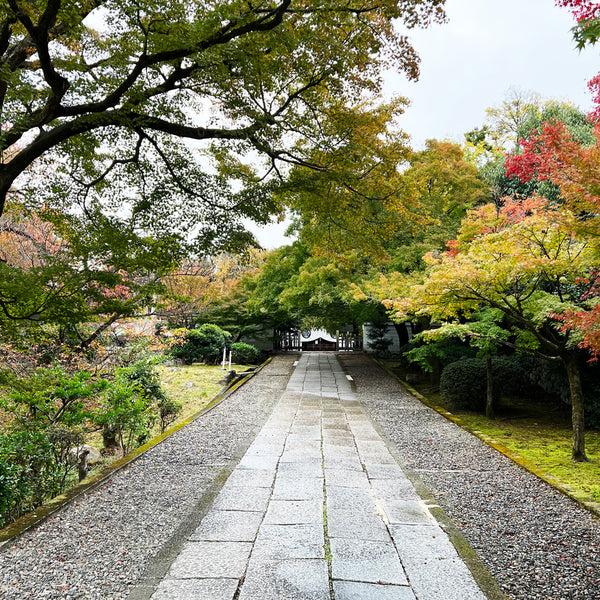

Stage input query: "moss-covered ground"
[
  {"left": 385, "top": 363, "right": 600, "bottom": 507},
  {"left": 157, "top": 363, "right": 252, "bottom": 422}
]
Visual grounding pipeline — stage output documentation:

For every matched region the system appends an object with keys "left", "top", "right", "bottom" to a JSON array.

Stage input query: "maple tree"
[
  {"left": 505, "top": 119, "right": 600, "bottom": 358},
  {"left": 0, "top": 203, "right": 180, "bottom": 353},
  {"left": 0, "top": 0, "right": 446, "bottom": 252},
  {"left": 557, "top": 0, "right": 600, "bottom": 119},
  {"left": 386, "top": 199, "right": 599, "bottom": 461}
]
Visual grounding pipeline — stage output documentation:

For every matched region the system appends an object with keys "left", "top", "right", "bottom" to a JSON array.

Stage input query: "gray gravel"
[
  {"left": 339, "top": 354, "right": 600, "bottom": 600},
  {"left": 0, "top": 356, "right": 295, "bottom": 600}
]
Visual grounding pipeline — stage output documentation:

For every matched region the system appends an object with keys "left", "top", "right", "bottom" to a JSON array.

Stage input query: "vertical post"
[
  {"left": 228, "top": 350, "right": 232, "bottom": 371},
  {"left": 222, "top": 347, "right": 227, "bottom": 370}
]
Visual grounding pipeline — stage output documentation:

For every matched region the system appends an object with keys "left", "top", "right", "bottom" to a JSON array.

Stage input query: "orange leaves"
[{"left": 395, "top": 197, "right": 597, "bottom": 330}]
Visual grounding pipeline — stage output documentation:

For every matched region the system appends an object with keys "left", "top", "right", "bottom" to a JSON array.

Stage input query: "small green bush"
[
  {"left": 231, "top": 342, "right": 260, "bottom": 365},
  {"left": 440, "top": 358, "right": 488, "bottom": 410},
  {"left": 0, "top": 427, "right": 58, "bottom": 528},
  {"left": 440, "top": 356, "right": 532, "bottom": 411},
  {"left": 93, "top": 373, "right": 156, "bottom": 454},
  {"left": 170, "top": 324, "right": 232, "bottom": 364}
]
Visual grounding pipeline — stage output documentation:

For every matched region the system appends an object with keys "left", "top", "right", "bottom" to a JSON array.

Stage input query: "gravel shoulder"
[
  {"left": 340, "top": 354, "right": 600, "bottom": 600},
  {"left": 0, "top": 356, "right": 296, "bottom": 600}
]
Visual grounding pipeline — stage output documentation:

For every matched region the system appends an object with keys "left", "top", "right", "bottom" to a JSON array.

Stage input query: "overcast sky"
[
  {"left": 387, "top": 0, "right": 599, "bottom": 147},
  {"left": 251, "top": 0, "right": 600, "bottom": 248}
]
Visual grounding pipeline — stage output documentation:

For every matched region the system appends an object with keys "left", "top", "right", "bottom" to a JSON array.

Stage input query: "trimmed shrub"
[
  {"left": 231, "top": 342, "right": 260, "bottom": 365},
  {"left": 440, "top": 356, "right": 533, "bottom": 411},
  {"left": 170, "top": 324, "right": 232, "bottom": 364},
  {"left": 440, "top": 358, "right": 488, "bottom": 410}
]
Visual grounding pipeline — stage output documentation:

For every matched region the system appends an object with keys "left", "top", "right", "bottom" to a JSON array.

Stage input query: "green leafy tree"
[
  {"left": 0, "top": 365, "right": 107, "bottom": 427},
  {"left": 413, "top": 309, "right": 510, "bottom": 418},
  {"left": 388, "top": 199, "right": 599, "bottom": 461},
  {"left": 93, "top": 371, "right": 156, "bottom": 454},
  {"left": 385, "top": 139, "right": 488, "bottom": 274},
  {"left": 0, "top": 0, "right": 446, "bottom": 252}
]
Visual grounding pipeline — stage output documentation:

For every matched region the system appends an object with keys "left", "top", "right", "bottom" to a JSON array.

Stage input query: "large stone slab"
[
  {"left": 237, "top": 453, "right": 280, "bottom": 470},
  {"left": 323, "top": 455, "right": 363, "bottom": 471},
  {"left": 189, "top": 510, "right": 263, "bottom": 542},
  {"left": 252, "top": 523, "right": 325, "bottom": 559},
  {"left": 400, "top": 557, "right": 487, "bottom": 600},
  {"left": 324, "top": 468, "right": 370, "bottom": 489},
  {"left": 390, "top": 524, "right": 458, "bottom": 561},
  {"left": 239, "top": 559, "right": 330, "bottom": 600},
  {"left": 225, "top": 469, "right": 275, "bottom": 488},
  {"left": 329, "top": 538, "right": 408, "bottom": 585},
  {"left": 150, "top": 578, "right": 239, "bottom": 600},
  {"left": 333, "top": 581, "right": 416, "bottom": 600},
  {"left": 277, "top": 461, "right": 323, "bottom": 478},
  {"left": 327, "top": 509, "right": 390, "bottom": 542},
  {"left": 264, "top": 500, "right": 323, "bottom": 525},
  {"left": 272, "top": 476, "right": 324, "bottom": 501},
  {"left": 364, "top": 463, "right": 406, "bottom": 480},
  {"left": 326, "top": 486, "right": 378, "bottom": 512},
  {"left": 370, "top": 479, "right": 420, "bottom": 501},
  {"left": 168, "top": 541, "right": 252, "bottom": 579},
  {"left": 212, "top": 485, "right": 272, "bottom": 512}
]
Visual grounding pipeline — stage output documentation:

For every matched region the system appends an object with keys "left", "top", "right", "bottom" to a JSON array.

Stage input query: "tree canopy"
[
  {"left": 386, "top": 198, "right": 599, "bottom": 461},
  {"left": 0, "top": 0, "right": 446, "bottom": 252}
]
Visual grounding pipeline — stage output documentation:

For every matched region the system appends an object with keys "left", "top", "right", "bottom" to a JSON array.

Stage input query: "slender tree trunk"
[
  {"left": 486, "top": 355, "right": 495, "bottom": 420},
  {"left": 563, "top": 355, "right": 588, "bottom": 462},
  {"left": 429, "top": 355, "right": 441, "bottom": 388}
]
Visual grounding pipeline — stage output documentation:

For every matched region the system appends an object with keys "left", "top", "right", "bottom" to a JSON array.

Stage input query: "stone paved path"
[{"left": 148, "top": 353, "right": 488, "bottom": 599}]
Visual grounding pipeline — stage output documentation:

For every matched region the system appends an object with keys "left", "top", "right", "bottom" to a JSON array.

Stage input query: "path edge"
[
  {"left": 356, "top": 356, "right": 509, "bottom": 600},
  {"left": 373, "top": 358, "right": 600, "bottom": 519}
]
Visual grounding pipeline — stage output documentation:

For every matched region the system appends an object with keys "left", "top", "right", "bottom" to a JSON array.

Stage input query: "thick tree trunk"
[
  {"left": 563, "top": 355, "right": 588, "bottom": 462},
  {"left": 485, "top": 355, "right": 495, "bottom": 420}
]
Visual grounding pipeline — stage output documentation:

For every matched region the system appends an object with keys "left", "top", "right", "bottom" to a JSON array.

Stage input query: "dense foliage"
[
  {"left": 169, "top": 324, "right": 232, "bottom": 365},
  {"left": 230, "top": 342, "right": 260, "bottom": 365}
]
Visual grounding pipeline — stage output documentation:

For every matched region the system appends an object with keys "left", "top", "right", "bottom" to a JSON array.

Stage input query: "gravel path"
[
  {"left": 0, "top": 356, "right": 295, "bottom": 600},
  {"left": 339, "top": 354, "right": 600, "bottom": 600}
]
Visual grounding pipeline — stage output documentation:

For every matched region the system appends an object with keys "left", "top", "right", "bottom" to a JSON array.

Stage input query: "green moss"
[
  {"left": 157, "top": 363, "right": 250, "bottom": 422},
  {"left": 425, "top": 390, "right": 600, "bottom": 507},
  {"left": 380, "top": 361, "right": 600, "bottom": 512}
]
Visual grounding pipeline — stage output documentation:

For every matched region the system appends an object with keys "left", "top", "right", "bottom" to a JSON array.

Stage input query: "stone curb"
[
  {"left": 374, "top": 359, "right": 600, "bottom": 520},
  {"left": 0, "top": 358, "right": 273, "bottom": 550}
]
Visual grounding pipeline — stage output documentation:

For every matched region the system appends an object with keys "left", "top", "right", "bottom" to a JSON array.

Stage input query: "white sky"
[
  {"left": 251, "top": 0, "right": 600, "bottom": 249},
  {"left": 387, "top": 0, "right": 599, "bottom": 148}
]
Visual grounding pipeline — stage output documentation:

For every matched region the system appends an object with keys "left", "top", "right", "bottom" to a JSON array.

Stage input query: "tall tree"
[
  {"left": 0, "top": 0, "right": 446, "bottom": 251},
  {"left": 386, "top": 199, "right": 599, "bottom": 461}
]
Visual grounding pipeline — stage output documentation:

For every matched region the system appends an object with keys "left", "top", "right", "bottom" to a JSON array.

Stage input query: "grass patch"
[
  {"left": 157, "top": 363, "right": 252, "bottom": 422},
  {"left": 384, "top": 363, "right": 600, "bottom": 508}
]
